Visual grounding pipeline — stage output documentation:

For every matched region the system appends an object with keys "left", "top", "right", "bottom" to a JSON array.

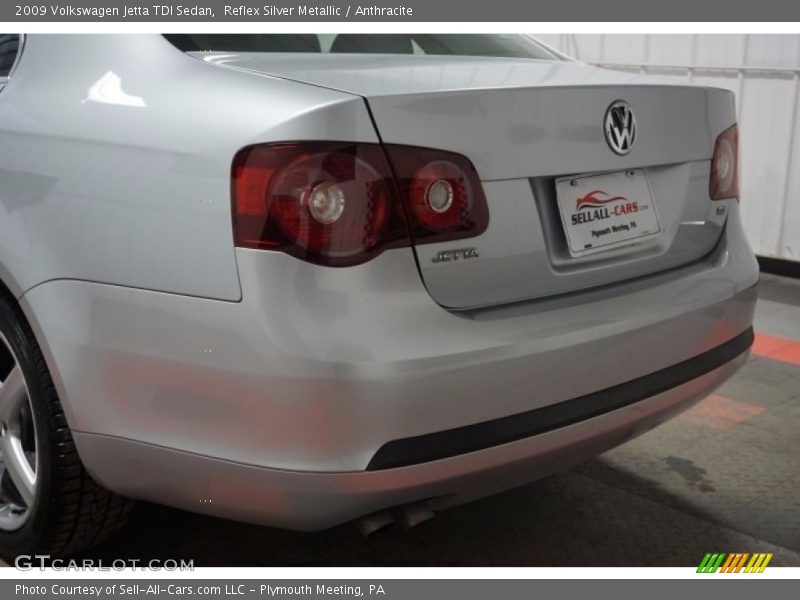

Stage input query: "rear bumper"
[
  {"left": 73, "top": 342, "right": 749, "bottom": 530},
  {"left": 22, "top": 201, "right": 758, "bottom": 528},
  {"left": 368, "top": 328, "right": 753, "bottom": 470}
]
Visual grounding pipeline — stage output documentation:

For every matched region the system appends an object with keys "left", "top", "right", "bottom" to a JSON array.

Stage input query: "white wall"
[{"left": 535, "top": 34, "right": 800, "bottom": 262}]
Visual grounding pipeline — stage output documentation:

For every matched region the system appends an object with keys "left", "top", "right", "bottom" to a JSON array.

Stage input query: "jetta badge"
[
  {"left": 604, "top": 100, "right": 636, "bottom": 155},
  {"left": 431, "top": 247, "right": 479, "bottom": 263}
]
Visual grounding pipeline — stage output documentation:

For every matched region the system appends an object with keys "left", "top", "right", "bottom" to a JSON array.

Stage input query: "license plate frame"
[{"left": 555, "top": 169, "right": 661, "bottom": 257}]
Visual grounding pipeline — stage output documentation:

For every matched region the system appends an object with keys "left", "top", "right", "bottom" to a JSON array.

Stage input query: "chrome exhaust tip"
[
  {"left": 395, "top": 500, "right": 435, "bottom": 530},
  {"left": 356, "top": 510, "right": 395, "bottom": 537}
]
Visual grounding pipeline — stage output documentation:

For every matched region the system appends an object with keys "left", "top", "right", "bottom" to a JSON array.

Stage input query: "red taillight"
[
  {"left": 384, "top": 145, "right": 489, "bottom": 244},
  {"left": 232, "top": 142, "right": 489, "bottom": 266},
  {"left": 710, "top": 124, "right": 739, "bottom": 201},
  {"left": 232, "top": 142, "right": 406, "bottom": 266}
]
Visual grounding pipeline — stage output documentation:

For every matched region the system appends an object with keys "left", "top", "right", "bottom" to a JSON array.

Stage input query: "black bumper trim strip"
[{"left": 367, "top": 327, "right": 754, "bottom": 471}]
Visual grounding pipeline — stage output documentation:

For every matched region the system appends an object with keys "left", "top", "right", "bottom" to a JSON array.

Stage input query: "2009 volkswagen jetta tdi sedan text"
[{"left": 0, "top": 34, "right": 758, "bottom": 557}]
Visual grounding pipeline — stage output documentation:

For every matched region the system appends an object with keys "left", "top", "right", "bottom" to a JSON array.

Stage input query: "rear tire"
[{"left": 0, "top": 292, "right": 132, "bottom": 559}]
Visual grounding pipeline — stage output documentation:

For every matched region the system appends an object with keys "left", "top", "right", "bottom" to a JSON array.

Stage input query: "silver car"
[{"left": 0, "top": 34, "right": 757, "bottom": 557}]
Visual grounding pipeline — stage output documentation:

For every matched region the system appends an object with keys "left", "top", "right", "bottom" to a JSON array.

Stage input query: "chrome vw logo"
[{"left": 604, "top": 100, "right": 636, "bottom": 155}]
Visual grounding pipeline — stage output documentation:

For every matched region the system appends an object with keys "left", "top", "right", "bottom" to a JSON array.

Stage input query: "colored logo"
[
  {"left": 697, "top": 552, "right": 773, "bottom": 573},
  {"left": 576, "top": 190, "right": 627, "bottom": 211},
  {"left": 570, "top": 190, "right": 640, "bottom": 226}
]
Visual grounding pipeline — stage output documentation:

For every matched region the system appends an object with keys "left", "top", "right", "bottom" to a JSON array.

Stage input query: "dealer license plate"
[{"left": 555, "top": 169, "right": 661, "bottom": 257}]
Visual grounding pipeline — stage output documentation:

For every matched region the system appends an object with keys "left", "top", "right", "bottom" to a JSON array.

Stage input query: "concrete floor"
[{"left": 74, "top": 274, "right": 800, "bottom": 566}]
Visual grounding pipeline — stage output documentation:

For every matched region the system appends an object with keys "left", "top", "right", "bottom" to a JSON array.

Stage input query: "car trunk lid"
[{"left": 199, "top": 53, "right": 735, "bottom": 309}]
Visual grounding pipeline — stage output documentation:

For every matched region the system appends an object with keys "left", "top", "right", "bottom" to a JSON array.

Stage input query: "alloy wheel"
[{"left": 0, "top": 331, "right": 38, "bottom": 531}]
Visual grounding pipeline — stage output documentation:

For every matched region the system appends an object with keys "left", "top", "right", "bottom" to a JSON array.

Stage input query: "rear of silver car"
[{"left": 7, "top": 35, "right": 757, "bottom": 533}]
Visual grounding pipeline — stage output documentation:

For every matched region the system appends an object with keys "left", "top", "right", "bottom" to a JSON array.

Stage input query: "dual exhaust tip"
[{"left": 356, "top": 500, "right": 435, "bottom": 537}]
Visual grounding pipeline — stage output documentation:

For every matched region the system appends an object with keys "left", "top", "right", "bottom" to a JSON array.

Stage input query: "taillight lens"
[
  {"left": 232, "top": 142, "right": 489, "bottom": 266},
  {"left": 232, "top": 142, "right": 407, "bottom": 266},
  {"left": 710, "top": 124, "right": 739, "bottom": 201},
  {"left": 384, "top": 145, "right": 489, "bottom": 244}
]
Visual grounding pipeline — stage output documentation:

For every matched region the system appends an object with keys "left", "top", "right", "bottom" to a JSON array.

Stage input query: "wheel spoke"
[
  {"left": 0, "top": 365, "right": 26, "bottom": 425},
  {"left": 0, "top": 340, "right": 38, "bottom": 529},
  {"left": 0, "top": 364, "right": 36, "bottom": 507},
  {"left": 0, "top": 433, "right": 35, "bottom": 506}
]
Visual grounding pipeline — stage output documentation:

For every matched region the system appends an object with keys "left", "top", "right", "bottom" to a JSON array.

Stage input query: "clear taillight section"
[
  {"left": 710, "top": 124, "right": 739, "bottom": 202},
  {"left": 232, "top": 142, "right": 489, "bottom": 266}
]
